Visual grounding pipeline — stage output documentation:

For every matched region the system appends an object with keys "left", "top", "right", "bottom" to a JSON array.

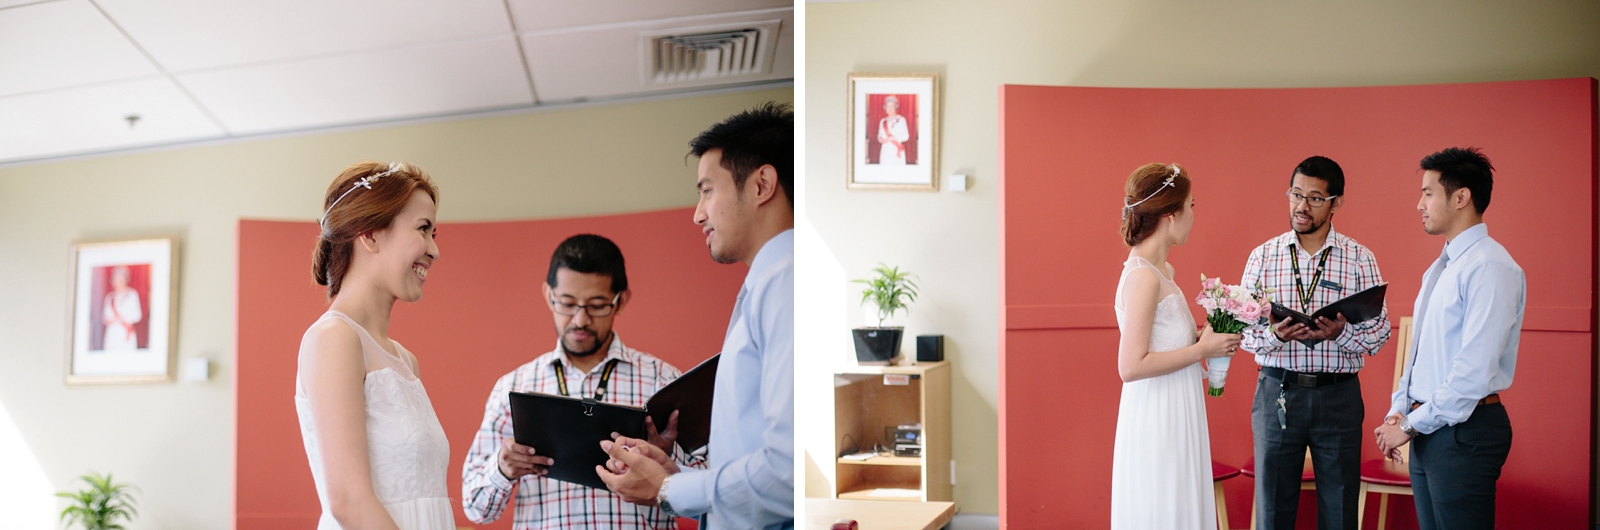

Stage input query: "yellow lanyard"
[
  {"left": 1289, "top": 244, "right": 1333, "bottom": 312},
  {"left": 552, "top": 358, "right": 620, "bottom": 402}
]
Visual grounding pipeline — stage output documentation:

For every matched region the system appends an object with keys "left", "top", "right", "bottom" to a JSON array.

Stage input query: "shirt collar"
[
  {"left": 551, "top": 332, "right": 633, "bottom": 373},
  {"left": 1446, "top": 222, "right": 1489, "bottom": 262},
  {"left": 1280, "top": 225, "right": 1342, "bottom": 255},
  {"left": 748, "top": 228, "right": 794, "bottom": 280}
]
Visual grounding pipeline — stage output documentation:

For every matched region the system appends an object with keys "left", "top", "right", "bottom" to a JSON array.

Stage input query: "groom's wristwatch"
[
  {"left": 1398, "top": 415, "right": 1418, "bottom": 438},
  {"left": 657, "top": 474, "right": 678, "bottom": 517}
]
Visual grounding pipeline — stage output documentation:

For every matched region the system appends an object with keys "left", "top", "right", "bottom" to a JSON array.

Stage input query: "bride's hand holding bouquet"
[{"left": 1195, "top": 274, "right": 1273, "bottom": 396}]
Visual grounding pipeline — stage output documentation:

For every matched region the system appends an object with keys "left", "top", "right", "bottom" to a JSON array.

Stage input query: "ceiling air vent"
[{"left": 641, "top": 20, "right": 782, "bottom": 86}]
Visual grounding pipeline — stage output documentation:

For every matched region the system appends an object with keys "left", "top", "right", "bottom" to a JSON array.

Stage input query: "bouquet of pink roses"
[{"left": 1195, "top": 274, "right": 1273, "bottom": 396}]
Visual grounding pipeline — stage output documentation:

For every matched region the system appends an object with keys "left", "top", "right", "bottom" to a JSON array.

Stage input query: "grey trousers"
[
  {"left": 1410, "top": 403, "right": 1512, "bottom": 530},
  {"left": 1250, "top": 369, "right": 1364, "bottom": 530}
]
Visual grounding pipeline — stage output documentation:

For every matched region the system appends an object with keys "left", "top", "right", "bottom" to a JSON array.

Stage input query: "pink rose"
[
  {"left": 1224, "top": 298, "right": 1242, "bottom": 312},
  {"left": 1241, "top": 301, "right": 1261, "bottom": 321},
  {"left": 1198, "top": 297, "right": 1218, "bottom": 312}
]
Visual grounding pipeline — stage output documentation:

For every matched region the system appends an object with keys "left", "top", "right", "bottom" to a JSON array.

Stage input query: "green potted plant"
[
  {"left": 851, "top": 263, "right": 919, "bottom": 365},
  {"left": 56, "top": 471, "right": 138, "bottom": 530}
]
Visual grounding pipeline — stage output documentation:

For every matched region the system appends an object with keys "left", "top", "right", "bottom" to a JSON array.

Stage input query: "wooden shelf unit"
[{"left": 832, "top": 360, "right": 951, "bottom": 503}]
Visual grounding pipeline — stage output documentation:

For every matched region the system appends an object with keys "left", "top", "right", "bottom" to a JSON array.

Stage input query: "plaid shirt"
[
  {"left": 462, "top": 334, "right": 706, "bottom": 529},
  {"left": 1240, "top": 227, "right": 1391, "bottom": 373}
]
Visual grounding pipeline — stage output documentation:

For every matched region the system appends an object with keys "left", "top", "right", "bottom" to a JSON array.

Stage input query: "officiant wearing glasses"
[
  {"left": 462, "top": 234, "right": 703, "bottom": 529},
  {"left": 1238, "top": 156, "right": 1392, "bottom": 530}
]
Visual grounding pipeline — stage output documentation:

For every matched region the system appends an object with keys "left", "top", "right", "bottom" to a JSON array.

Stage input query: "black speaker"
[{"left": 916, "top": 335, "right": 944, "bottom": 362}]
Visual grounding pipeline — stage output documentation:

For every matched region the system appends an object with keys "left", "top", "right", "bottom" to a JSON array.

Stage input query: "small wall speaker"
[{"left": 916, "top": 335, "right": 944, "bottom": 362}]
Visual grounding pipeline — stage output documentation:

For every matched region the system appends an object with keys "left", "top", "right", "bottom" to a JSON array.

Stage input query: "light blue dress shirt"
[
  {"left": 667, "top": 229, "right": 794, "bottom": 529},
  {"left": 1389, "top": 223, "right": 1525, "bottom": 435}
]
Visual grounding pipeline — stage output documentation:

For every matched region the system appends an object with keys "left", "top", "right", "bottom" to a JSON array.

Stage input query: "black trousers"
[
  {"left": 1251, "top": 370, "right": 1364, "bottom": 530},
  {"left": 1409, "top": 402, "right": 1512, "bottom": 530}
]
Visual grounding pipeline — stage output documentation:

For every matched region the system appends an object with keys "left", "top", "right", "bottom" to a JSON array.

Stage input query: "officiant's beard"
[
  {"left": 561, "top": 328, "right": 611, "bottom": 358},
  {"left": 1292, "top": 213, "right": 1330, "bottom": 236}
]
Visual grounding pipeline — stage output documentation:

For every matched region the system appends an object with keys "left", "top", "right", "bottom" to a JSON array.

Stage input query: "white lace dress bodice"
[
  {"left": 294, "top": 311, "right": 454, "bottom": 530},
  {"left": 1110, "top": 257, "right": 1216, "bottom": 530}
]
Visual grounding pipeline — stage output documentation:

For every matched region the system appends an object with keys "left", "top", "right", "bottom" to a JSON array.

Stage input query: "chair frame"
[{"left": 1356, "top": 316, "right": 1416, "bottom": 530}]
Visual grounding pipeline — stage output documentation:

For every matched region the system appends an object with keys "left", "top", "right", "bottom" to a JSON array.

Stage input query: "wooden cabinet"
[{"left": 832, "top": 361, "right": 951, "bottom": 503}]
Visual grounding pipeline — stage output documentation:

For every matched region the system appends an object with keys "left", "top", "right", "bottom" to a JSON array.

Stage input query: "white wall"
[
  {"left": 800, "top": 0, "right": 1600, "bottom": 514},
  {"left": 0, "top": 86, "right": 791, "bottom": 529}
]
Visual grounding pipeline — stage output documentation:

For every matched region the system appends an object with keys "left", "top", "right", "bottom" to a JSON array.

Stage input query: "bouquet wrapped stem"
[{"left": 1196, "top": 274, "right": 1273, "bottom": 397}]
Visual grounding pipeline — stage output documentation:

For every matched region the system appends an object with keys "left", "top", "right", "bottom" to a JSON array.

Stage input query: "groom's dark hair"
[
  {"left": 1420, "top": 147, "right": 1494, "bottom": 215},
  {"left": 1291, "top": 156, "right": 1345, "bottom": 197},
  {"left": 688, "top": 102, "right": 793, "bottom": 209}
]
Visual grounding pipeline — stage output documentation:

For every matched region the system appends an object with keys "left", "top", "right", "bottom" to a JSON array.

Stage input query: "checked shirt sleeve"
[
  {"left": 1331, "top": 246, "right": 1390, "bottom": 356},
  {"left": 1240, "top": 244, "right": 1288, "bottom": 354},
  {"left": 462, "top": 373, "right": 519, "bottom": 524}
]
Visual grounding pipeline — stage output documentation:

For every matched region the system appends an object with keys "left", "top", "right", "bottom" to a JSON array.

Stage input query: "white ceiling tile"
[
  {"left": 0, "top": 0, "right": 158, "bottom": 97},
  {"left": 508, "top": 0, "right": 791, "bottom": 32},
  {"left": 176, "top": 36, "right": 534, "bottom": 135},
  {"left": 522, "top": 8, "right": 792, "bottom": 101},
  {"left": 0, "top": 76, "right": 223, "bottom": 163},
  {"left": 96, "top": 0, "right": 512, "bottom": 72}
]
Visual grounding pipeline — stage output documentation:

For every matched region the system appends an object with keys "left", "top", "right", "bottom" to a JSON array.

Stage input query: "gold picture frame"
[
  {"left": 65, "top": 237, "right": 180, "bottom": 385},
  {"left": 847, "top": 72, "right": 940, "bottom": 191}
]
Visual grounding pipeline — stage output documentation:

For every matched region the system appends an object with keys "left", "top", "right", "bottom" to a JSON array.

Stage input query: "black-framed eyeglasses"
[
  {"left": 1286, "top": 190, "right": 1339, "bottom": 208},
  {"left": 549, "top": 293, "right": 621, "bottom": 318}
]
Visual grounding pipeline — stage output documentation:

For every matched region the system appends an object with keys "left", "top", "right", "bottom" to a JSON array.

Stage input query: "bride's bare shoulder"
[
  {"left": 1121, "top": 266, "right": 1162, "bottom": 299},
  {"left": 301, "top": 317, "right": 361, "bottom": 361}
]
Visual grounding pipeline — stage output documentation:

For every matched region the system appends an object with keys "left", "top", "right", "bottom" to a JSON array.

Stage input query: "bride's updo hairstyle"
[
  {"left": 1120, "top": 162, "right": 1191, "bottom": 247},
  {"left": 313, "top": 161, "right": 439, "bottom": 298}
]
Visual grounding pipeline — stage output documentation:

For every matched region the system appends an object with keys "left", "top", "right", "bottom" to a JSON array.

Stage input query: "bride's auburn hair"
[
  {"left": 313, "top": 161, "right": 439, "bottom": 298},
  {"left": 1120, "top": 162, "right": 1191, "bottom": 247}
]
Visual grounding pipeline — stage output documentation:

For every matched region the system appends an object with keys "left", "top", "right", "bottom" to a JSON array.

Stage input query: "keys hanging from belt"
[{"left": 1276, "top": 384, "right": 1288, "bottom": 430}]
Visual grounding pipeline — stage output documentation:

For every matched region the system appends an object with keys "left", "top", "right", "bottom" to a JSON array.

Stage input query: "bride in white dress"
[
  {"left": 296, "top": 161, "right": 453, "bottom": 530},
  {"left": 1111, "top": 163, "right": 1242, "bottom": 529}
]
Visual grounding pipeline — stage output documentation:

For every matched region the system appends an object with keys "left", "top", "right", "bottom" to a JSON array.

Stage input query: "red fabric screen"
[
  {"left": 999, "top": 78, "right": 1597, "bottom": 529},
  {"left": 237, "top": 208, "right": 739, "bottom": 529}
]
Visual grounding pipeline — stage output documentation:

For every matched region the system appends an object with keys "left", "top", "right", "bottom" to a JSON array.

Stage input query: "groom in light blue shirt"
[
  {"left": 1374, "top": 147, "right": 1523, "bottom": 530},
  {"left": 598, "top": 103, "right": 795, "bottom": 529}
]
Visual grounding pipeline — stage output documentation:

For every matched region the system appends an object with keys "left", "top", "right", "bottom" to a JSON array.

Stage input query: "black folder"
[
  {"left": 508, "top": 354, "right": 719, "bottom": 490},
  {"left": 642, "top": 354, "right": 719, "bottom": 454},
  {"left": 1269, "top": 283, "right": 1387, "bottom": 348}
]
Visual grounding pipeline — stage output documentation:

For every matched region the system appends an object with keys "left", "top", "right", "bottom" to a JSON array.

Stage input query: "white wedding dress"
[
  {"left": 1110, "top": 257, "right": 1216, "bottom": 529},
  {"left": 295, "top": 311, "right": 455, "bottom": 530}
]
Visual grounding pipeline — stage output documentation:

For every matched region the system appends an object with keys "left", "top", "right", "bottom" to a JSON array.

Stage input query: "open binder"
[
  {"left": 509, "top": 354, "right": 719, "bottom": 490},
  {"left": 1269, "top": 284, "right": 1387, "bottom": 348}
]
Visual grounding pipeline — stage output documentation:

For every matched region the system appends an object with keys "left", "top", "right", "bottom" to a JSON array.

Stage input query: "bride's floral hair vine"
[
  {"left": 320, "top": 162, "right": 405, "bottom": 231},
  {"left": 1121, "top": 165, "right": 1180, "bottom": 221}
]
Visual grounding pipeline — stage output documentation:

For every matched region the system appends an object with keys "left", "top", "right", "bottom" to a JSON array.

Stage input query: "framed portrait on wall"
[
  {"left": 847, "top": 72, "right": 940, "bottom": 190},
  {"left": 65, "top": 237, "right": 179, "bottom": 384}
]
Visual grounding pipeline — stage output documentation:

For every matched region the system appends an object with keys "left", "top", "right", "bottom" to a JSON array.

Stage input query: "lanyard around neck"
[
  {"left": 1289, "top": 244, "right": 1333, "bottom": 312},
  {"left": 552, "top": 358, "right": 620, "bottom": 402}
]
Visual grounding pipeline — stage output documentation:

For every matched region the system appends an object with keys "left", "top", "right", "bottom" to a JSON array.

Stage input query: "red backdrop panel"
[
  {"left": 237, "top": 208, "right": 740, "bottom": 529},
  {"left": 999, "top": 79, "right": 1597, "bottom": 529}
]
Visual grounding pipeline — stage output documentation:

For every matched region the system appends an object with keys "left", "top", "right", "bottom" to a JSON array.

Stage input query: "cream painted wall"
[
  {"left": 800, "top": 0, "right": 1600, "bottom": 514},
  {"left": 0, "top": 86, "right": 791, "bottom": 529}
]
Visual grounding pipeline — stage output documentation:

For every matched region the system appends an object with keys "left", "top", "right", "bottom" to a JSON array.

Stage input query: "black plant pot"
[{"left": 852, "top": 327, "right": 904, "bottom": 365}]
